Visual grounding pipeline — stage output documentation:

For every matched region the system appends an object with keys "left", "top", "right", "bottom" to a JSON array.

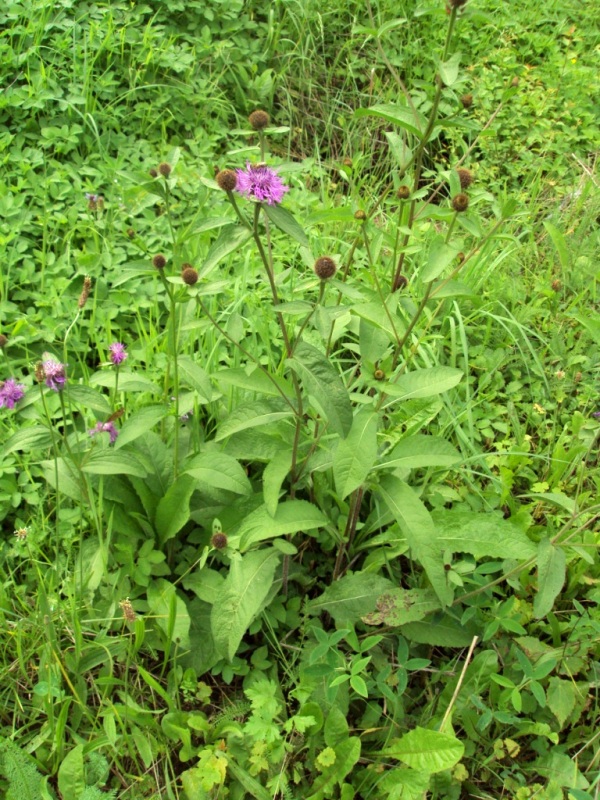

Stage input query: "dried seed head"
[
  {"left": 460, "top": 93, "right": 473, "bottom": 109},
  {"left": 397, "top": 185, "right": 411, "bottom": 200},
  {"left": 34, "top": 361, "right": 45, "bottom": 383},
  {"left": 248, "top": 110, "right": 270, "bottom": 130},
  {"left": 152, "top": 254, "right": 167, "bottom": 270},
  {"left": 313, "top": 256, "right": 337, "bottom": 280},
  {"left": 395, "top": 274, "right": 409, "bottom": 290},
  {"left": 216, "top": 169, "right": 238, "bottom": 192},
  {"left": 457, "top": 168, "right": 473, "bottom": 190},
  {"left": 354, "top": 210, "right": 367, "bottom": 221},
  {"left": 452, "top": 193, "right": 469, "bottom": 213},
  {"left": 182, "top": 265, "right": 199, "bottom": 285},
  {"left": 149, "top": 168, "right": 158, "bottom": 178},
  {"left": 119, "top": 598, "right": 137, "bottom": 623},
  {"left": 78, "top": 275, "right": 92, "bottom": 309},
  {"left": 373, "top": 369, "right": 385, "bottom": 381},
  {"left": 211, "top": 532, "right": 228, "bottom": 549},
  {"left": 14, "top": 527, "right": 28, "bottom": 541},
  {"left": 0, "top": 334, "right": 7, "bottom": 349},
  {"left": 158, "top": 162, "right": 172, "bottom": 177}
]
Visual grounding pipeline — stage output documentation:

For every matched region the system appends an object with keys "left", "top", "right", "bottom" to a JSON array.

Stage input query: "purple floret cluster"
[
  {"left": 0, "top": 378, "right": 26, "bottom": 409},
  {"left": 109, "top": 342, "right": 128, "bottom": 365},
  {"left": 236, "top": 162, "right": 289, "bottom": 205},
  {"left": 89, "top": 421, "right": 119, "bottom": 444},
  {"left": 43, "top": 358, "right": 66, "bottom": 391}
]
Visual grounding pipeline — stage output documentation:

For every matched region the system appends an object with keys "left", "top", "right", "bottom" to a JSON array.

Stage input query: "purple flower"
[
  {"left": 89, "top": 421, "right": 119, "bottom": 444},
  {"left": 592, "top": 411, "right": 600, "bottom": 419},
  {"left": 0, "top": 378, "right": 26, "bottom": 409},
  {"left": 43, "top": 358, "right": 66, "bottom": 391},
  {"left": 108, "top": 342, "right": 128, "bottom": 366},
  {"left": 235, "top": 162, "right": 289, "bottom": 205}
]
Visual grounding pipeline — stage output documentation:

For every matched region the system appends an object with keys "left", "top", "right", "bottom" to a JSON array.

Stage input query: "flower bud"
[
  {"left": 158, "top": 162, "right": 172, "bottom": 177},
  {"left": 0, "top": 334, "right": 8, "bottom": 349},
  {"left": 460, "top": 93, "right": 473, "bottom": 109},
  {"left": 149, "top": 168, "right": 158, "bottom": 178},
  {"left": 456, "top": 168, "right": 473, "bottom": 190},
  {"left": 313, "top": 256, "right": 337, "bottom": 280},
  {"left": 152, "top": 254, "right": 167, "bottom": 270},
  {"left": 216, "top": 169, "right": 238, "bottom": 192},
  {"left": 397, "top": 185, "right": 411, "bottom": 200},
  {"left": 211, "top": 532, "right": 228, "bottom": 549},
  {"left": 182, "top": 265, "right": 199, "bottom": 285},
  {"left": 249, "top": 110, "right": 270, "bottom": 130},
  {"left": 354, "top": 210, "right": 367, "bottom": 221},
  {"left": 452, "top": 193, "right": 469, "bottom": 213}
]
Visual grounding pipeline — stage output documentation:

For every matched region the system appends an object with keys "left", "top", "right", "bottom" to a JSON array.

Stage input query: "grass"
[{"left": 0, "top": 0, "right": 599, "bottom": 798}]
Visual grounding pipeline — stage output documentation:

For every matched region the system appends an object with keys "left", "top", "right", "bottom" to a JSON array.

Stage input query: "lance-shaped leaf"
[
  {"left": 211, "top": 549, "right": 280, "bottom": 660},
  {"left": 333, "top": 410, "right": 379, "bottom": 499},
  {"left": 215, "top": 398, "right": 295, "bottom": 441},
  {"left": 378, "top": 475, "right": 452, "bottom": 606},
  {"left": 264, "top": 204, "right": 309, "bottom": 247},
  {"left": 377, "top": 434, "right": 460, "bottom": 471},
  {"left": 238, "top": 500, "right": 328, "bottom": 550},
  {"left": 287, "top": 342, "right": 353, "bottom": 437},
  {"left": 155, "top": 473, "right": 196, "bottom": 544},
  {"left": 199, "top": 224, "right": 252, "bottom": 279},
  {"left": 354, "top": 103, "right": 425, "bottom": 136},
  {"left": 420, "top": 236, "right": 461, "bottom": 283},
  {"left": 184, "top": 451, "right": 252, "bottom": 496},
  {"left": 534, "top": 538, "right": 566, "bottom": 619},
  {"left": 362, "top": 588, "right": 440, "bottom": 626},
  {"left": 383, "top": 727, "right": 464, "bottom": 773},
  {"left": 308, "top": 573, "right": 396, "bottom": 625},
  {"left": 383, "top": 367, "right": 462, "bottom": 402},
  {"left": 432, "top": 509, "right": 536, "bottom": 560}
]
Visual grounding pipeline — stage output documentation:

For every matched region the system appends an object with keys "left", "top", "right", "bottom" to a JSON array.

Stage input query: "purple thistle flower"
[
  {"left": 43, "top": 358, "right": 66, "bottom": 392},
  {"left": 108, "top": 342, "right": 128, "bottom": 366},
  {"left": 0, "top": 378, "right": 26, "bottom": 409},
  {"left": 592, "top": 411, "right": 600, "bottom": 419},
  {"left": 89, "top": 421, "right": 119, "bottom": 444},
  {"left": 235, "top": 162, "right": 289, "bottom": 205}
]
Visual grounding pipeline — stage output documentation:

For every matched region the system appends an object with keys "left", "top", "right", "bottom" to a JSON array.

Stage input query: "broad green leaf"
[
  {"left": 383, "top": 367, "right": 462, "bottom": 402},
  {"left": 199, "top": 224, "right": 252, "bottom": 279},
  {"left": 262, "top": 450, "right": 293, "bottom": 516},
  {"left": 438, "top": 53, "right": 461, "bottom": 86},
  {"left": 211, "top": 549, "right": 280, "bottom": 659},
  {"left": 354, "top": 103, "right": 425, "bottom": 136},
  {"left": 178, "top": 357, "right": 212, "bottom": 402},
  {"left": 384, "top": 131, "right": 413, "bottom": 171},
  {"left": 4, "top": 425, "right": 53, "bottom": 455},
  {"left": 215, "top": 398, "right": 294, "bottom": 441},
  {"left": 90, "top": 370, "right": 160, "bottom": 393},
  {"left": 67, "top": 385, "right": 111, "bottom": 414},
  {"left": 147, "top": 579, "right": 191, "bottom": 648},
  {"left": 179, "top": 598, "right": 220, "bottom": 676},
  {"left": 333, "top": 410, "right": 379, "bottom": 499},
  {"left": 307, "top": 738, "right": 361, "bottom": 800},
  {"left": 115, "top": 405, "right": 167, "bottom": 449},
  {"left": 264, "top": 204, "right": 309, "bottom": 246},
  {"left": 81, "top": 450, "right": 147, "bottom": 477},
  {"left": 308, "top": 573, "right": 396, "bottom": 625},
  {"left": 155, "top": 474, "right": 196, "bottom": 544},
  {"left": 377, "top": 435, "right": 460, "bottom": 470},
  {"left": 376, "top": 767, "right": 430, "bottom": 800},
  {"left": 431, "top": 509, "right": 536, "bottom": 560},
  {"left": 353, "top": 302, "right": 405, "bottom": 343},
  {"left": 383, "top": 727, "right": 464, "bottom": 773},
  {"left": 362, "top": 588, "right": 440, "bottom": 626},
  {"left": 359, "top": 317, "right": 390, "bottom": 363},
  {"left": 534, "top": 538, "right": 566, "bottom": 619},
  {"left": 41, "top": 458, "right": 84, "bottom": 502},
  {"left": 543, "top": 221, "right": 570, "bottom": 269},
  {"left": 226, "top": 759, "right": 272, "bottom": 800},
  {"left": 546, "top": 677, "right": 577, "bottom": 728},
  {"left": 520, "top": 492, "right": 577, "bottom": 514},
  {"left": 420, "top": 236, "right": 460, "bottom": 283},
  {"left": 238, "top": 500, "right": 327, "bottom": 550},
  {"left": 379, "top": 476, "right": 452, "bottom": 606},
  {"left": 402, "top": 614, "right": 475, "bottom": 647},
  {"left": 287, "top": 342, "right": 353, "bottom": 437},
  {"left": 216, "top": 366, "right": 294, "bottom": 398},
  {"left": 184, "top": 452, "right": 252, "bottom": 495},
  {"left": 57, "top": 745, "right": 85, "bottom": 800},
  {"left": 569, "top": 312, "right": 600, "bottom": 344}
]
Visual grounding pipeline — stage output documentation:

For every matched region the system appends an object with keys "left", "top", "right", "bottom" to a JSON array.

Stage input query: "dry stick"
[{"left": 439, "top": 635, "right": 479, "bottom": 732}]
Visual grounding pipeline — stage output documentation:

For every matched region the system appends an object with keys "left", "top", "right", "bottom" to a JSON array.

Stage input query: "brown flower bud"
[
  {"left": 78, "top": 275, "right": 92, "bottom": 309},
  {"left": 152, "top": 254, "right": 167, "bottom": 270},
  {"left": 0, "top": 334, "right": 8, "bottom": 349},
  {"left": 216, "top": 169, "right": 238, "bottom": 192},
  {"left": 374, "top": 369, "right": 385, "bottom": 381},
  {"left": 158, "top": 162, "right": 172, "bottom": 177},
  {"left": 452, "top": 193, "right": 469, "bottom": 213},
  {"left": 211, "top": 532, "right": 228, "bottom": 549},
  {"left": 126, "top": 228, "right": 135, "bottom": 239},
  {"left": 460, "top": 93, "right": 473, "bottom": 109},
  {"left": 354, "top": 210, "right": 367, "bottom": 221},
  {"left": 551, "top": 279, "right": 561, "bottom": 291},
  {"left": 34, "top": 361, "right": 45, "bottom": 383},
  {"left": 343, "top": 157, "right": 353, "bottom": 167},
  {"left": 182, "top": 265, "right": 199, "bottom": 285},
  {"left": 149, "top": 168, "right": 158, "bottom": 178},
  {"left": 511, "top": 76, "right": 519, "bottom": 87},
  {"left": 457, "top": 168, "right": 473, "bottom": 190},
  {"left": 395, "top": 274, "right": 408, "bottom": 290},
  {"left": 397, "top": 185, "right": 411, "bottom": 200},
  {"left": 314, "top": 256, "right": 337, "bottom": 280},
  {"left": 119, "top": 598, "right": 137, "bottom": 623},
  {"left": 574, "top": 372, "right": 582, "bottom": 383},
  {"left": 249, "top": 110, "right": 270, "bottom": 130},
  {"left": 457, "top": 252, "right": 466, "bottom": 263}
]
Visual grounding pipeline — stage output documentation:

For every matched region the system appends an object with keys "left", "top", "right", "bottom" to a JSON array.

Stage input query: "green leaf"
[
  {"left": 211, "top": 549, "right": 280, "bottom": 660},
  {"left": 546, "top": 678, "right": 577, "bottom": 728},
  {"left": 155, "top": 474, "right": 196, "bottom": 544},
  {"left": 308, "top": 573, "right": 396, "bottom": 625},
  {"left": 238, "top": 500, "right": 328, "bottom": 550},
  {"left": 379, "top": 476, "right": 452, "bottom": 606},
  {"left": 199, "top": 224, "right": 252, "bottom": 279},
  {"left": 90, "top": 370, "right": 160, "bottom": 393},
  {"left": 362, "top": 589, "right": 440, "bottom": 626},
  {"left": 384, "top": 131, "right": 413, "bottom": 171},
  {"left": 354, "top": 103, "right": 425, "bottom": 136},
  {"left": 4, "top": 426, "right": 53, "bottom": 455},
  {"left": 41, "top": 458, "right": 84, "bottom": 502},
  {"left": 534, "top": 538, "right": 566, "bottom": 619},
  {"left": 67, "top": 385, "right": 112, "bottom": 414},
  {"left": 543, "top": 221, "right": 570, "bottom": 269},
  {"left": 333, "top": 410, "right": 379, "bottom": 499},
  {"left": 184, "top": 452, "right": 252, "bottom": 495},
  {"left": 81, "top": 450, "right": 147, "bottom": 477},
  {"left": 57, "top": 745, "right": 86, "bottom": 800},
  {"left": 377, "top": 435, "right": 460, "bottom": 470},
  {"left": 438, "top": 53, "right": 461, "bottom": 86},
  {"left": 178, "top": 357, "right": 213, "bottom": 402},
  {"left": 421, "top": 236, "right": 460, "bottom": 283},
  {"left": 307, "top": 738, "right": 361, "bottom": 800},
  {"left": 264, "top": 204, "right": 309, "bottom": 246},
  {"left": 115, "top": 405, "right": 168, "bottom": 449},
  {"left": 431, "top": 509, "right": 536, "bottom": 560},
  {"left": 353, "top": 302, "right": 404, "bottom": 343},
  {"left": 216, "top": 366, "right": 294, "bottom": 398},
  {"left": 287, "top": 342, "right": 353, "bottom": 437},
  {"left": 569, "top": 312, "right": 600, "bottom": 344},
  {"left": 383, "top": 727, "right": 464, "bottom": 773},
  {"left": 147, "top": 579, "right": 191, "bottom": 648},
  {"left": 383, "top": 367, "right": 462, "bottom": 402},
  {"left": 215, "top": 398, "right": 294, "bottom": 441},
  {"left": 262, "top": 450, "right": 293, "bottom": 516},
  {"left": 401, "top": 614, "right": 475, "bottom": 647}
]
